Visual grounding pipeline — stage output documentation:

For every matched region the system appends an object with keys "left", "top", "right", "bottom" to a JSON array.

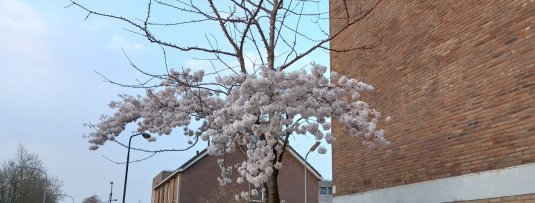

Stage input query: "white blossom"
[
  {"left": 325, "top": 134, "right": 336, "bottom": 144},
  {"left": 274, "top": 162, "right": 282, "bottom": 170},
  {"left": 86, "top": 64, "right": 388, "bottom": 191},
  {"left": 317, "top": 146, "right": 327, "bottom": 154},
  {"left": 251, "top": 189, "right": 259, "bottom": 196}
]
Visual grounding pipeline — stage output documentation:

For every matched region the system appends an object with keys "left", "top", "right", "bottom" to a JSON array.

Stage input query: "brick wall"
[
  {"left": 152, "top": 174, "right": 179, "bottom": 203},
  {"left": 180, "top": 151, "right": 319, "bottom": 203},
  {"left": 330, "top": 0, "right": 535, "bottom": 197},
  {"left": 152, "top": 150, "right": 320, "bottom": 203},
  {"left": 152, "top": 171, "right": 172, "bottom": 188}
]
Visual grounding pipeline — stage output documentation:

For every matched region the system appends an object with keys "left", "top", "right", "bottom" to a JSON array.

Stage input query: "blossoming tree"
[{"left": 70, "top": 0, "right": 386, "bottom": 202}]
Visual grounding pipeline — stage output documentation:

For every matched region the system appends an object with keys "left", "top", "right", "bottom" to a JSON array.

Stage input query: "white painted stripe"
[{"left": 334, "top": 163, "right": 535, "bottom": 203}]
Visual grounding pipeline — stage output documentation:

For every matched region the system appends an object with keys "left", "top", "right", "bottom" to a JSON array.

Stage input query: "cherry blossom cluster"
[{"left": 86, "top": 64, "right": 388, "bottom": 196}]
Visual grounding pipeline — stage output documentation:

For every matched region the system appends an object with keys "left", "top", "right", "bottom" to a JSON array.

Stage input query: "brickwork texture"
[
  {"left": 152, "top": 151, "right": 319, "bottom": 203},
  {"left": 330, "top": 0, "right": 535, "bottom": 197}
]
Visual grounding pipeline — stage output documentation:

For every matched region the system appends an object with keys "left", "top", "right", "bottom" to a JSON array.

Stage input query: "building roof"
[{"left": 153, "top": 146, "right": 323, "bottom": 189}]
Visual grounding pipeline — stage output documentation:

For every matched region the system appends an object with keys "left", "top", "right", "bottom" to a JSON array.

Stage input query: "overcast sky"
[{"left": 0, "top": 0, "right": 332, "bottom": 202}]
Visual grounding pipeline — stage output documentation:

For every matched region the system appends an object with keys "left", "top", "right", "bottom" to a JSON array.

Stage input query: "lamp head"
[
  {"left": 309, "top": 141, "right": 321, "bottom": 152},
  {"left": 141, "top": 133, "right": 151, "bottom": 139}
]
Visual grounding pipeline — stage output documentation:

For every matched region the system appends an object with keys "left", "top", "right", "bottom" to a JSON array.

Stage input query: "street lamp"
[
  {"left": 304, "top": 141, "right": 320, "bottom": 203},
  {"left": 122, "top": 132, "right": 151, "bottom": 203},
  {"left": 18, "top": 166, "right": 48, "bottom": 203},
  {"left": 109, "top": 181, "right": 118, "bottom": 203},
  {"left": 56, "top": 193, "right": 74, "bottom": 203},
  {"left": 32, "top": 168, "right": 48, "bottom": 203}
]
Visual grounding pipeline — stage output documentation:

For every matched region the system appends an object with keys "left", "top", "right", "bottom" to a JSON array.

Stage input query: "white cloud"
[
  {"left": 185, "top": 58, "right": 213, "bottom": 70},
  {"left": 0, "top": 0, "right": 49, "bottom": 59},
  {"left": 0, "top": 0, "right": 43, "bottom": 30},
  {"left": 243, "top": 51, "right": 265, "bottom": 73},
  {"left": 109, "top": 34, "right": 144, "bottom": 52},
  {"left": 0, "top": 0, "right": 74, "bottom": 105}
]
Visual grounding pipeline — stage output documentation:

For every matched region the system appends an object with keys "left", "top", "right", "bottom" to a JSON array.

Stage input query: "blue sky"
[{"left": 0, "top": 0, "right": 331, "bottom": 202}]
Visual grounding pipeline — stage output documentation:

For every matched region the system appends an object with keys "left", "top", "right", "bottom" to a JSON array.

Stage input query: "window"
[
  {"left": 320, "top": 187, "right": 327, "bottom": 194},
  {"left": 328, "top": 187, "right": 333, "bottom": 195}
]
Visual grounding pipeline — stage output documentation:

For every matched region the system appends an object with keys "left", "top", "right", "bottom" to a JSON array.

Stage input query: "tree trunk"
[{"left": 265, "top": 170, "right": 280, "bottom": 203}]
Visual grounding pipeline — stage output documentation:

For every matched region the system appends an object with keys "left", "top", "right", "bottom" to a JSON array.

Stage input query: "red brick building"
[
  {"left": 330, "top": 0, "right": 534, "bottom": 202},
  {"left": 151, "top": 148, "right": 322, "bottom": 203}
]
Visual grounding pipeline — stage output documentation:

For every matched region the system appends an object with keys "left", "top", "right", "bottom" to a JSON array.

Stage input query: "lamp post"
[
  {"left": 109, "top": 181, "right": 118, "bottom": 203},
  {"left": 304, "top": 141, "right": 320, "bottom": 203},
  {"left": 39, "top": 169, "right": 48, "bottom": 203},
  {"left": 18, "top": 166, "right": 48, "bottom": 203},
  {"left": 122, "top": 132, "right": 151, "bottom": 203},
  {"left": 56, "top": 193, "right": 74, "bottom": 203}
]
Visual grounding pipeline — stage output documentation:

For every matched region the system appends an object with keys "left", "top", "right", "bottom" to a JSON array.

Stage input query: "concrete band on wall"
[{"left": 334, "top": 163, "right": 535, "bottom": 203}]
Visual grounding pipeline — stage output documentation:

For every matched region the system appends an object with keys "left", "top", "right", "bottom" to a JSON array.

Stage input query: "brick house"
[
  {"left": 151, "top": 147, "right": 322, "bottom": 203},
  {"left": 330, "top": 0, "right": 534, "bottom": 202}
]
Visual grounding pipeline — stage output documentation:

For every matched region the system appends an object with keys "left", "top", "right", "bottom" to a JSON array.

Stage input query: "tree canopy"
[
  {"left": 82, "top": 195, "right": 104, "bottom": 203},
  {"left": 70, "top": 0, "right": 387, "bottom": 202},
  {"left": 0, "top": 145, "right": 63, "bottom": 203}
]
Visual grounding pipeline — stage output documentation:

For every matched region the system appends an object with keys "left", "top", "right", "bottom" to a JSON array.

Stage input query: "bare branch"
[
  {"left": 207, "top": 0, "right": 245, "bottom": 73},
  {"left": 69, "top": 0, "right": 238, "bottom": 57},
  {"left": 278, "top": 0, "right": 383, "bottom": 71},
  {"left": 102, "top": 152, "right": 157, "bottom": 164},
  {"left": 111, "top": 134, "right": 200, "bottom": 153}
]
